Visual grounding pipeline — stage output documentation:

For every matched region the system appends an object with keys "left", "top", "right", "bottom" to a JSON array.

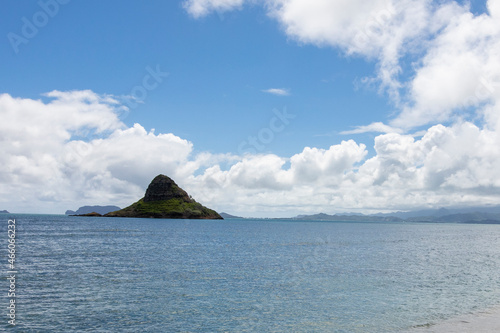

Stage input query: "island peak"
[
  {"left": 105, "top": 174, "right": 222, "bottom": 219},
  {"left": 144, "top": 175, "right": 192, "bottom": 203}
]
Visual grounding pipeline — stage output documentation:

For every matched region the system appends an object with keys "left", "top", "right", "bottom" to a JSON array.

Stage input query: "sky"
[{"left": 1, "top": 0, "right": 500, "bottom": 217}]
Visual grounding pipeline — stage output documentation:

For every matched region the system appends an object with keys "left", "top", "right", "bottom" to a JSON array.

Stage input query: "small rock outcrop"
[
  {"left": 73, "top": 212, "right": 102, "bottom": 217},
  {"left": 105, "top": 175, "right": 223, "bottom": 219}
]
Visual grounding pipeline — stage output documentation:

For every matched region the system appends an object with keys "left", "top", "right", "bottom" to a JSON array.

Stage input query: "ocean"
[{"left": 3, "top": 214, "right": 500, "bottom": 332}]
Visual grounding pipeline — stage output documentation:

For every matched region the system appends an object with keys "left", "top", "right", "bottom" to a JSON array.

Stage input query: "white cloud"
[
  {"left": 185, "top": 0, "right": 500, "bottom": 132},
  {"left": 187, "top": 122, "right": 500, "bottom": 216},
  {"left": 488, "top": 0, "right": 500, "bottom": 17},
  {"left": 0, "top": 91, "right": 200, "bottom": 213},
  {"left": 340, "top": 122, "right": 403, "bottom": 135},
  {"left": 264, "top": 0, "right": 500, "bottom": 131},
  {"left": 266, "top": 0, "right": 500, "bottom": 136},
  {"left": 391, "top": 1, "right": 500, "bottom": 129},
  {"left": 262, "top": 88, "right": 290, "bottom": 96},
  {"left": 183, "top": 0, "right": 245, "bottom": 18},
  {"left": 266, "top": 0, "right": 454, "bottom": 100},
  {"left": 2, "top": 91, "right": 500, "bottom": 216}
]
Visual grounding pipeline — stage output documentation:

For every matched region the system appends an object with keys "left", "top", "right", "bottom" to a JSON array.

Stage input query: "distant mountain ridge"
[
  {"left": 292, "top": 207, "right": 500, "bottom": 224},
  {"left": 291, "top": 213, "right": 402, "bottom": 222},
  {"left": 66, "top": 206, "right": 121, "bottom": 215},
  {"left": 0, "top": 210, "right": 9, "bottom": 214},
  {"left": 373, "top": 206, "right": 500, "bottom": 219}
]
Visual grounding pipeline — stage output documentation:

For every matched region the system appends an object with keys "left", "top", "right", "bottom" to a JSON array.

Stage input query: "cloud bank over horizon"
[{"left": 2, "top": 88, "right": 500, "bottom": 216}]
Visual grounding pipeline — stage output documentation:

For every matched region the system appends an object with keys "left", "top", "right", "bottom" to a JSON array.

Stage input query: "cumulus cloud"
[
  {"left": 268, "top": 0, "right": 500, "bottom": 131},
  {"left": 262, "top": 88, "right": 290, "bottom": 96},
  {"left": 186, "top": 123, "right": 500, "bottom": 216},
  {"left": 2, "top": 91, "right": 500, "bottom": 216},
  {"left": 393, "top": 1, "right": 500, "bottom": 128},
  {"left": 266, "top": 0, "right": 494, "bottom": 120},
  {"left": 0, "top": 91, "right": 205, "bottom": 213},
  {"left": 185, "top": 0, "right": 500, "bottom": 133},
  {"left": 260, "top": 0, "right": 459, "bottom": 100},
  {"left": 355, "top": 122, "right": 500, "bottom": 204}
]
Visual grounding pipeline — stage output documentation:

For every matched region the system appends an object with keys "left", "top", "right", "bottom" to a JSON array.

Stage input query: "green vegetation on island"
[{"left": 105, "top": 175, "right": 222, "bottom": 219}]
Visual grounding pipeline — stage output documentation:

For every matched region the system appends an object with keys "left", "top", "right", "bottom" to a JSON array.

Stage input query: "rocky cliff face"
[
  {"left": 105, "top": 175, "right": 223, "bottom": 219},
  {"left": 143, "top": 175, "right": 192, "bottom": 203}
]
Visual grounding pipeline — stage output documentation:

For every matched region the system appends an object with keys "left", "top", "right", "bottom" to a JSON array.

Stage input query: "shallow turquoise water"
[{"left": 3, "top": 215, "right": 500, "bottom": 332}]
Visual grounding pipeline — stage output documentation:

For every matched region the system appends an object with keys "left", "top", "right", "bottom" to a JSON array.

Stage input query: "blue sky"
[
  {"left": 2, "top": 0, "right": 500, "bottom": 217},
  {"left": 2, "top": 1, "right": 388, "bottom": 156}
]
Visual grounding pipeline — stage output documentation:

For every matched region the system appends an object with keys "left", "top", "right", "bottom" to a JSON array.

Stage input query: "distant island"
[
  {"left": 104, "top": 175, "right": 222, "bottom": 219},
  {"left": 66, "top": 205, "right": 121, "bottom": 216},
  {"left": 0, "top": 210, "right": 9, "bottom": 214}
]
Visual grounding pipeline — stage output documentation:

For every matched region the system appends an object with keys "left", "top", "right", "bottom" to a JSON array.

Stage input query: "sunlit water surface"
[{"left": 4, "top": 215, "right": 500, "bottom": 332}]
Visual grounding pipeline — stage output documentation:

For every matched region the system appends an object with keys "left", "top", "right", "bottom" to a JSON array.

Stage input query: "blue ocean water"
[{"left": 3, "top": 214, "right": 500, "bottom": 332}]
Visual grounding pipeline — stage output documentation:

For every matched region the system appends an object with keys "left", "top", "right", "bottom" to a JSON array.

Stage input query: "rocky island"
[
  {"left": 66, "top": 205, "right": 121, "bottom": 215},
  {"left": 105, "top": 175, "right": 223, "bottom": 219}
]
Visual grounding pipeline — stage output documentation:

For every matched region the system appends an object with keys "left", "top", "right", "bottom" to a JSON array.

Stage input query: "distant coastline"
[
  {"left": 6, "top": 206, "right": 500, "bottom": 225},
  {"left": 217, "top": 206, "right": 500, "bottom": 224},
  {"left": 289, "top": 207, "right": 500, "bottom": 224}
]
